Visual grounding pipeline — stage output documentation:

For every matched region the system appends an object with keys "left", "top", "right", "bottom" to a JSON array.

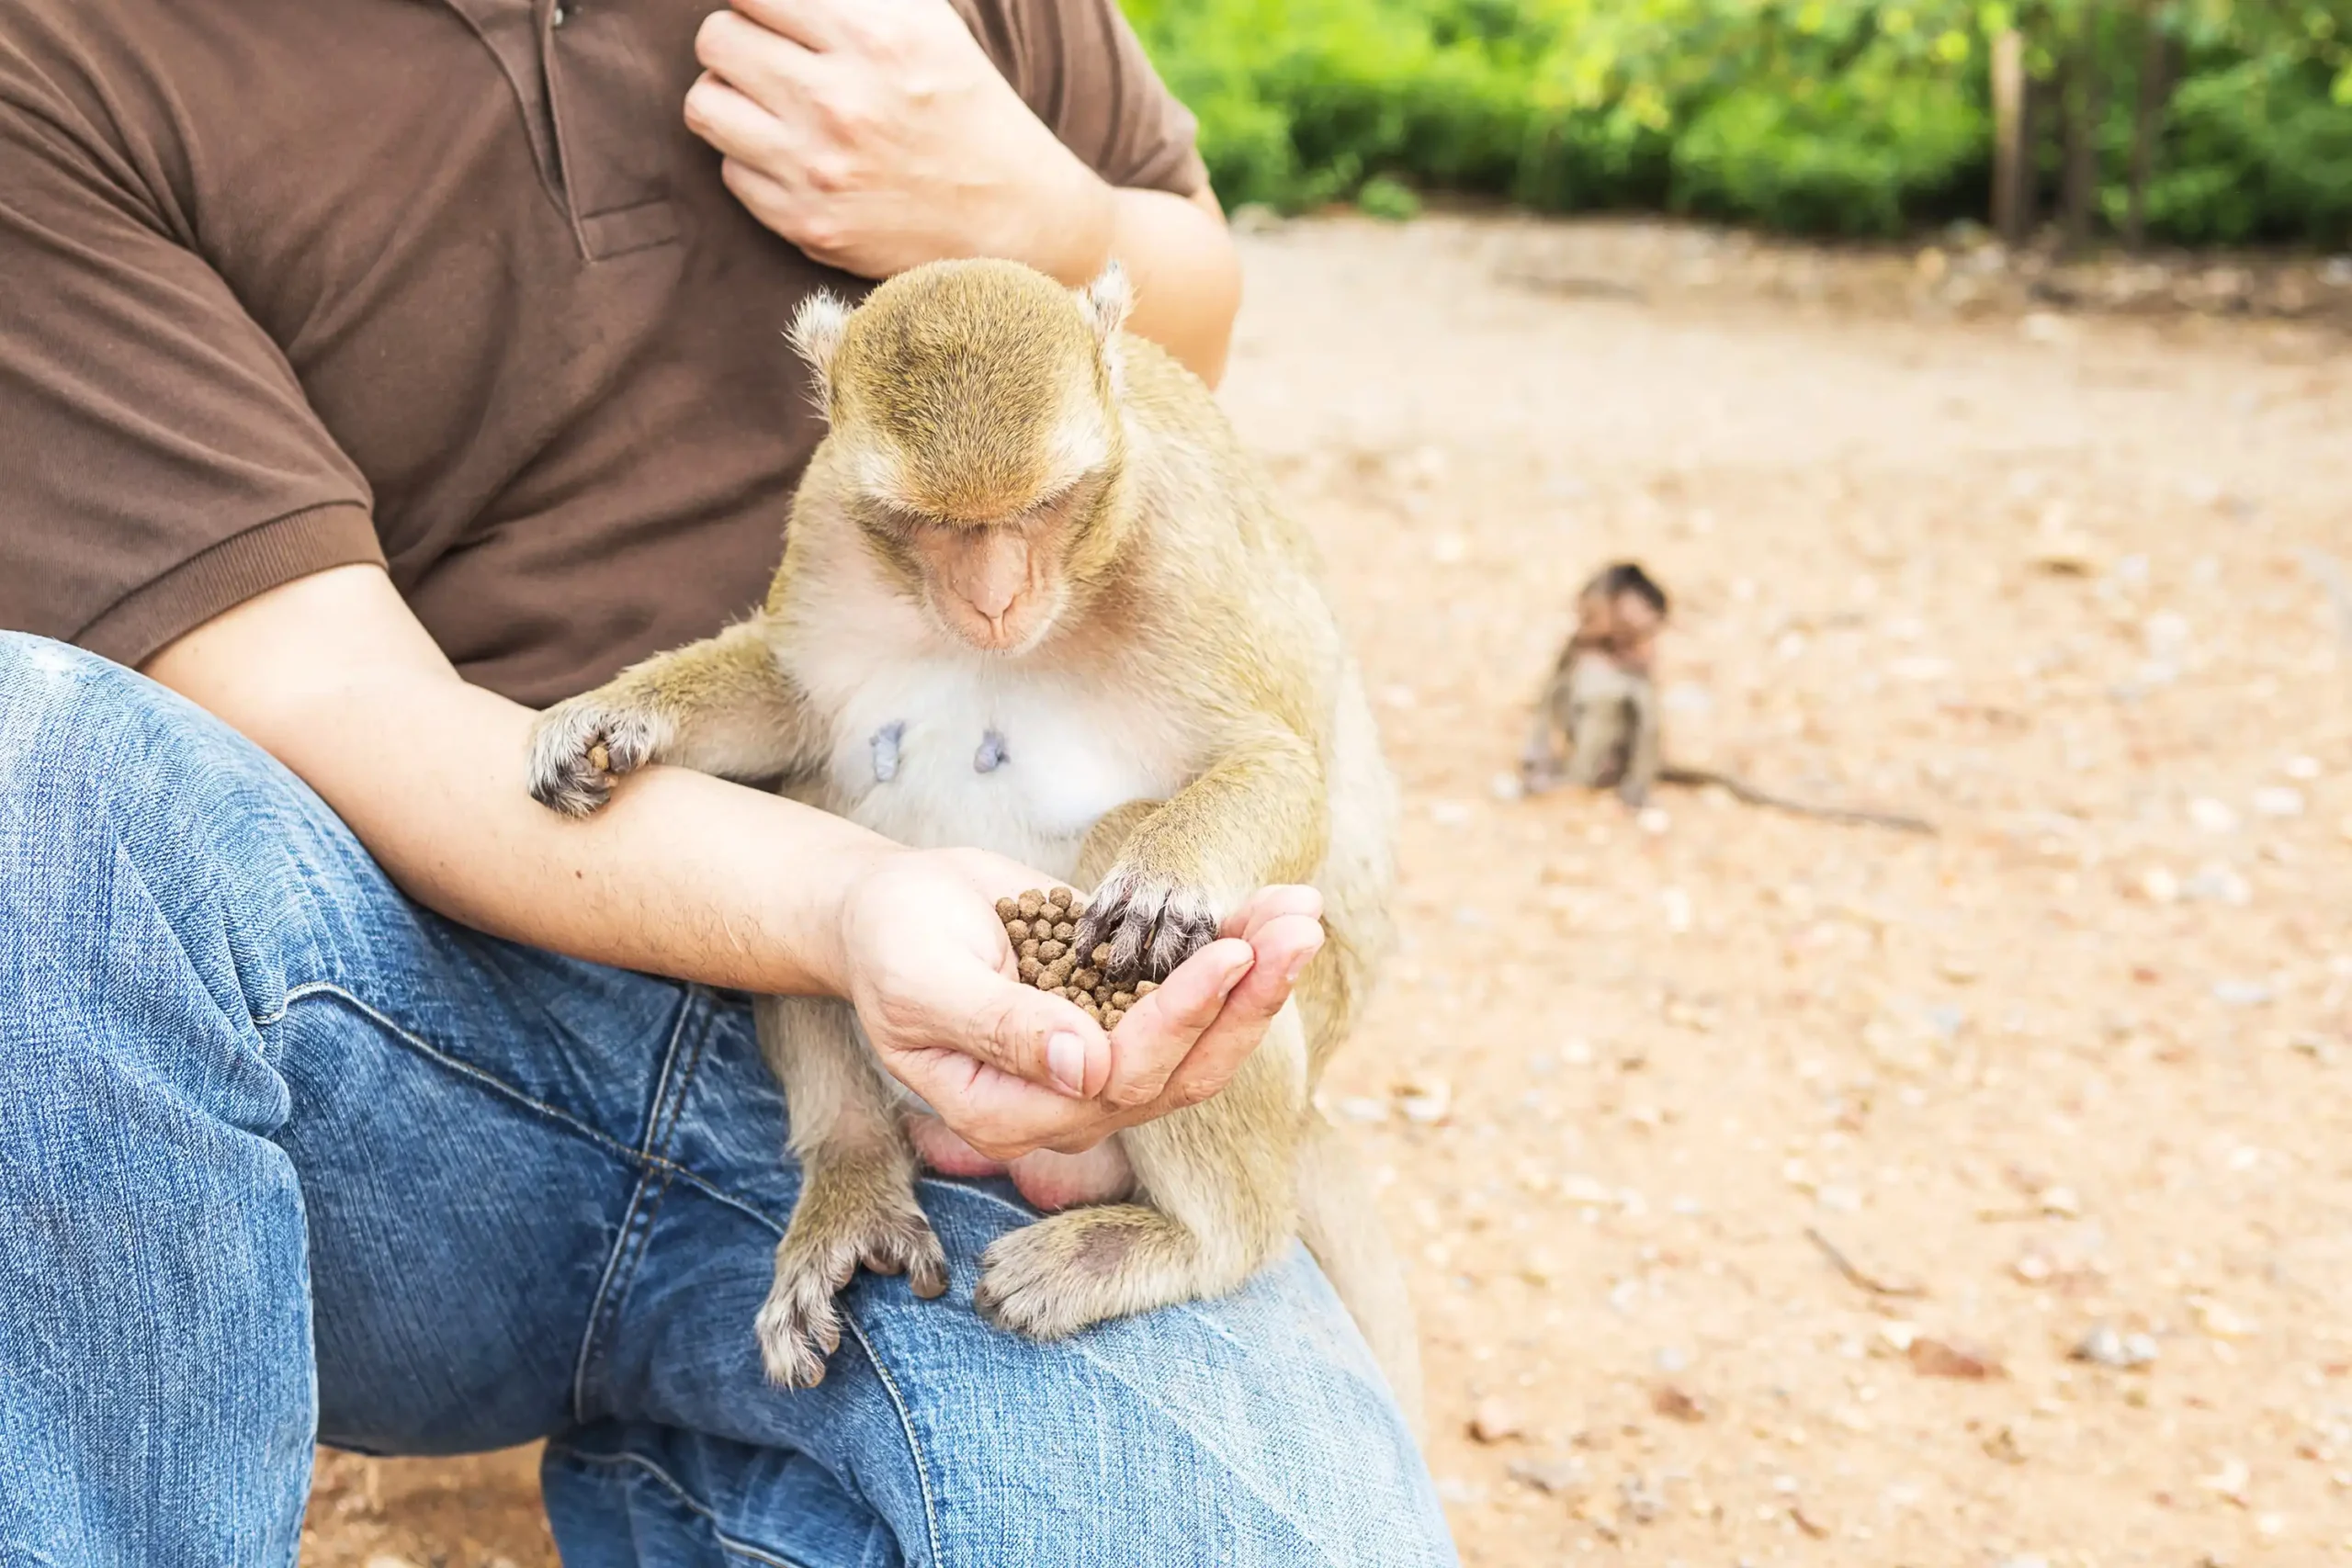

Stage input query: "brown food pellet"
[{"left": 995, "top": 884, "right": 1181, "bottom": 1032}]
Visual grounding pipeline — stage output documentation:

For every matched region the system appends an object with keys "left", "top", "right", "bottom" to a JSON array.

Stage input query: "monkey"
[
  {"left": 522, "top": 257, "right": 1422, "bottom": 1428},
  {"left": 1521, "top": 561, "right": 1936, "bottom": 835}
]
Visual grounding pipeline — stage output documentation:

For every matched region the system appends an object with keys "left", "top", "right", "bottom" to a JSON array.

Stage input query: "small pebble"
[
  {"left": 2182, "top": 863, "right": 2251, "bottom": 905},
  {"left": 1469, "top": 1395, "right": 1523, "bottom": 1443},
  {"left": 1906, "top": 1336, "right": 2003, "bottom": 1380},
  {"left": 1651, "top": 1381, "right": 1706, "bottom": 1422},
  {"left": 2188, "top": 796, "right": 2239, "bottom": 834},
  {"left": 2071, "top": 1322, "right": 2159, "bottom": 1368},
  {"left": 2252, "top": 785, "right": 2305, "bottom": 818},
  {"left": 1396, "top": 1077, "right": 1452, "bottom": 1125},
  {"left": 1507, "top": 1457, "right": 1587, "bottom": 1495}
]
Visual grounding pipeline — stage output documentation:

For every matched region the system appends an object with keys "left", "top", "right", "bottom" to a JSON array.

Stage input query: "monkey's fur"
[
  {"left": 1522, "top": 562, "right": 1935, "bottom": 834},
  {"left": 524, "top": 259, "right": 1420, "bottom": 1425}
]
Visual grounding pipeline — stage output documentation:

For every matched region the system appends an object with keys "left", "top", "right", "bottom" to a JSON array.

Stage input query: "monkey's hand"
[
  {"left": 525, "top": 694, "right": 665, "bottom": 818},
  {"left": 1075, "top": 862, "right": 1226, "bottom": 984},
  {"left": 1076, "top": 744, "right": 1326, "bottom": 983}
]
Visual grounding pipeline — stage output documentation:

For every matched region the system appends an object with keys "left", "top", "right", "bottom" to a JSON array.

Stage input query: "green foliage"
[
  {"left": 1356, "top": 174, "right": 1429, "bottom": 217},
  {"left": 1125, "top": 0, "right": 2352, "bottom": 245}
]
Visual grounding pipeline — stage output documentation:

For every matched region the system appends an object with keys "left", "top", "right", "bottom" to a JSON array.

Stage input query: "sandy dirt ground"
[{"left": 305, "top": 215, "right": 2352, "bottom": 1567}]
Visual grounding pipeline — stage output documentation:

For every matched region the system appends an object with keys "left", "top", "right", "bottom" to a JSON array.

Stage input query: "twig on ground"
[{"left": 1805, "top": 1225, "right": 1928, "bottom": 1299}]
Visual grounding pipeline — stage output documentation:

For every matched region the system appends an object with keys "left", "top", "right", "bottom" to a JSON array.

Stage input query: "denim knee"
[
  {"left": 0, "top": 631, "right": 373, "bottom": 1067},
  {"left": 0, "top": 632, "right": 230, "bottom": 864}
]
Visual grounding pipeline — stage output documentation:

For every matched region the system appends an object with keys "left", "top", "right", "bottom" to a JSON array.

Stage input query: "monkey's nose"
[{"left": 966, "top": 592, "right": 1022, "bottom": 646}]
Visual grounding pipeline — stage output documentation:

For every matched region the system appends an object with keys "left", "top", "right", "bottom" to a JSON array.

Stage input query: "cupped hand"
[
  {"left": 836, "top": 847, "right": 1323, "bottom": 1162},
  {"left": 684, "top": 0, "right": 1114, "bottom": 283}
]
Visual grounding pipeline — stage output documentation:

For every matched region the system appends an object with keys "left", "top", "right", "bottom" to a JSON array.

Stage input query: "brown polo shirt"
[{"left": 0, "top": 0, "right": 1204, "bottom": 705}]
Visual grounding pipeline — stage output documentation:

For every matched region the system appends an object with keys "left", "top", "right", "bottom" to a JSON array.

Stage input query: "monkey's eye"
[
  {"left": 860, "top": 500, "right": 940, "bottom": 542},
  {"left": 1022, "top": 470, "right": 1107, "bottom": 531}
]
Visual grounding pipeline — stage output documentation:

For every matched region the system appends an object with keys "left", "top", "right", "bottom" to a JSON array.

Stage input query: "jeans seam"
[
  {"left": 276, "top": 983, "right": 657, "bottom": 1168},
  {"left": 842, "top": 1315, "right": 946, "bottom": 1568},
  {"left": 544, "top": 1446, "right": 817, "bottom": 1568},
  {"left": 639, "top": 984, "right": 711, "bottom": 1157},
  {"left": 261, "top": 979, "right": 950, "bottom": 1245},
  {"left": 254, "top": 978, "right": 339, "bottom": 1030},
  {"left": 570, "top": 987, "right": 708, "bottom": 1422}
]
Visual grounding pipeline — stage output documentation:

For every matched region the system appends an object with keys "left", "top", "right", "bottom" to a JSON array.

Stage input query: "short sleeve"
[
  {"left": 956, "top": 0, "right": 1208, "bottom": 198},
  {"left": 0, "top": 33, "right": 379, "bottom": 669}
]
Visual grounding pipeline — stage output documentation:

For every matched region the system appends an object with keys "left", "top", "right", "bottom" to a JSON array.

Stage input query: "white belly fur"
[{"left": 787, "top": 642, "right": 1189, "bottom": 881}]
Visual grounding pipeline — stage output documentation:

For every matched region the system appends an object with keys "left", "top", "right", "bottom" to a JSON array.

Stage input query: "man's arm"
[
  {"left": 684, "top": 0, "right": 1242, "bottom": 384},
  {"left": 143, "top": 564, "right": 1321, "bottom": 1160}
]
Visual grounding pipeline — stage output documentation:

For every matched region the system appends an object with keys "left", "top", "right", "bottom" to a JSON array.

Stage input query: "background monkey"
[
  {"left": 524, "top": 258, "right": 1420, "bottom": 1426},
  {"left": 1521, "top": 561, "right": 1935, "bottom": 834}
]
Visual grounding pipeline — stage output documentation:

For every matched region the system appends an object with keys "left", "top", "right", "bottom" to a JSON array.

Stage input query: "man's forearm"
[{"left": 144, "top": 566, "right": 884, "bottom": 998}]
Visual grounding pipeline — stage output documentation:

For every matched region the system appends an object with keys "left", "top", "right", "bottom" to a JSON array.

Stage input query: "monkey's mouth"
[{"left": 933, "top": 594, "right": 1057, "bottom": 657}]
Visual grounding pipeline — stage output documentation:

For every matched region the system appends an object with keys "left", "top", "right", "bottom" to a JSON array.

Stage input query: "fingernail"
[
  {"left": 1046, "top": 1032, "right": 1087, "bottom": 1095},
  {"left": 1216, "top": 953, "right": 1252, "bottom": 1000}
]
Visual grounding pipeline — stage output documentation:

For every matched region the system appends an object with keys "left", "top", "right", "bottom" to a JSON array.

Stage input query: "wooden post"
[
  {"left": 2061, "top": 6, "right": 2103, "bottom": 249},
  {"left": 2124, "top": 2, "right": 2170, "bottom": 248},
  {"left": 1992, "top": 29, "right": 2028, "bottom": 245}
]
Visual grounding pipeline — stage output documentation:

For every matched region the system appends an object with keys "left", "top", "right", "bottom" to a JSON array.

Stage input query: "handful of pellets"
[{"left": 996, "top": 886, "right": 1158, "bottom": 1031}]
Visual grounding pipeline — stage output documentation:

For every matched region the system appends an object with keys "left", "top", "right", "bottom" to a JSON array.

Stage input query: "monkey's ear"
[
  {"left": 1075, "top": 262, "right": 1133, "bottom": 393},
  {"left": 1076, "top": 261, "right": 1134, "bottom": 344},
  {"left": 786, "top": 291, "right": 853, "bottom": 411}
]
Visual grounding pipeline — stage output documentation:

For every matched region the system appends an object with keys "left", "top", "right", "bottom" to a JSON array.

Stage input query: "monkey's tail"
[
  {"left": 1295, "top": 1111, "right": 1425, "bottom": 1442},
  {"left": 1658, "top": 765, "right": 1936, "bottom": 835}
]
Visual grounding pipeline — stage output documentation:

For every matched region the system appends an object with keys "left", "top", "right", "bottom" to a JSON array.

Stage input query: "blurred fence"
[{"left": 1125, "top": 0, "right": 2352, "bottom": 245}]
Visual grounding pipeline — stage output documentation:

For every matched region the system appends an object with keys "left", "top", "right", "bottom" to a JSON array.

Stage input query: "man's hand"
[
  {"left": 686, "top": 0, "right": 1113, "bottom": 285},
  {"left": 838, "top": 847, "right": 1324, "bottom": 1162}
]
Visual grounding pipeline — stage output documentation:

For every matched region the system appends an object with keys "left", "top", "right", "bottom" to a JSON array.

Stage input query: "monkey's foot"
[
  {"left": 524, "top": 699, "right": 663, "bottom": 818},
  {"left": 1072, "top": 869, "right": 1222, "bottom": 983},
  {"left": 975, "top": 1204, "right": 1221, "bottom": 1340},
  {"left": 755, "top": 1176, "right": 947, "bottom": 1389}
]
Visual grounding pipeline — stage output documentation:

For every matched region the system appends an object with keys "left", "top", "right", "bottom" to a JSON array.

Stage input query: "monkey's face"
[
  {"left": 856, "top": 470, "right": 1114, "bottom": 654},
  {"left": 791, "top": 258, "right": 1136, "bottom": 658},
  {"left": 1577, "top": 586, "right": 1664, "bottom": 673}
]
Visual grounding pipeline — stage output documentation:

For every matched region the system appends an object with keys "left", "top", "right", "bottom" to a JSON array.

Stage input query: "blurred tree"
[{"left": 1125, "top": 0, "right": 2352, "bottom": 244}]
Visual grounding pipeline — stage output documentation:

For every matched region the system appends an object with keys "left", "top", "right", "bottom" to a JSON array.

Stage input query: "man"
[{"left": 0, "top": 0, "right": 1456, "bottom": 1562}]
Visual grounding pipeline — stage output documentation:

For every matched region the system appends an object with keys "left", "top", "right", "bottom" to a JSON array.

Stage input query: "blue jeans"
[{"left": 0, "top": 634, "right": 1453, "bottom": 1568}]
